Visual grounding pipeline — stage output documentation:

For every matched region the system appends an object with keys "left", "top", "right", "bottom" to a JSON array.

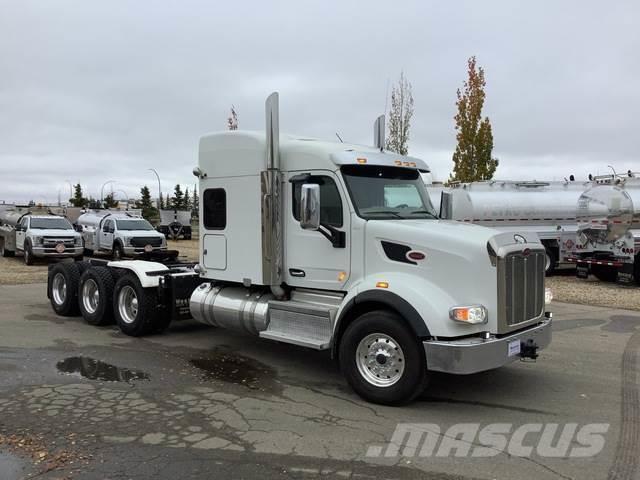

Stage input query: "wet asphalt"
[{"left": 0, "top": 283, "right": 638, "bottom": 480}]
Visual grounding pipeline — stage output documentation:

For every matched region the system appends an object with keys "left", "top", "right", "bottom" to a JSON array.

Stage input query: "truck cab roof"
[{"left": 198, "top": 131, "right": 430, "bottom": 177}]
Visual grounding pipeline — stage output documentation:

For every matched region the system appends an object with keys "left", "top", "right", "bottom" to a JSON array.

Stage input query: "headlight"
[
  {"left": 75, "top": 236, "right": 82, "bottom": 246},
  {"left": 545, "top": 288, "right": 553, "bottom": 305},
  {"left": 34, "top": 236, "right": 43, "bottom": 245},
  {"left": 449, "top": 305, "right": 488, "bottom": 324},
  {"left": 123, "top": 237, "right": 131, "bottom": 246},
  {"left": 161, "top": 237, "right": 167, "bottom": 246}
]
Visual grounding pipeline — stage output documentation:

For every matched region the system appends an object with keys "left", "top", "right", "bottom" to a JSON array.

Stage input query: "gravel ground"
[{"left": 547, "top": 272, "right": 640, "bottom": 311}]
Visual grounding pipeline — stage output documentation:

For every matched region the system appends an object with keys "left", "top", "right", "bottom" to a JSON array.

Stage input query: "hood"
[
  {"left": 30, "top": 228, "right": 80, "bottom": 238},
  {"left": 119, "top": 230, "right": 165, "bottom": 239}
]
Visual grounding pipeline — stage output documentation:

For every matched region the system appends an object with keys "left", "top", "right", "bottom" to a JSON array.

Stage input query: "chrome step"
[{"left": 259, "top": 299, "right": 338, "bottom": 350}]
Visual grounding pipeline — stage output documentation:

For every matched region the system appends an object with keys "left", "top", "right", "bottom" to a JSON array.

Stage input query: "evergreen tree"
[
  {"left": 184, "top": 187, "right": 192, "bottom": 210},
  {"left": 135, "top": 185, "right": 158, "bottom": 220},
  {"left": 104, "top": 193, "right": 118, "bottom": 209},
  {"left": 70, "top": 183, "right": 88, "bottom": 207},
  {"left": 449, "top": 56, "right": 498, "bottom": 183},
  {"left": 171, "top": 184, "right": 184, "bottom": 210},
  {"left": 191, "top": 187, "right": 199, "bottom": 218}
]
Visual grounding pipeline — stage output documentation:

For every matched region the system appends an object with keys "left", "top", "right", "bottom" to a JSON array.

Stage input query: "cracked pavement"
[{"left": 0, "top": 283, "right": 639, "bottom": 479}]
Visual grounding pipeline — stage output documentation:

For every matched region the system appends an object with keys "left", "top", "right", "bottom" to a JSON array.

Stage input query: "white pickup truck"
[
  {"left": 76, "top": 211, "right": 167, "bottom": 259},
  {"left": 47, "top": 93, "right": 552, "bottom": 405},
  {"left": 0, "top": 212, "right": 83, "bottom": 264}
]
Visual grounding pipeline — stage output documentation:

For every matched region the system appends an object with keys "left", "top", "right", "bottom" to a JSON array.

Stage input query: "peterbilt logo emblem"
[{"left": 513, "top": 234, "right": 526, "bottom": 244}]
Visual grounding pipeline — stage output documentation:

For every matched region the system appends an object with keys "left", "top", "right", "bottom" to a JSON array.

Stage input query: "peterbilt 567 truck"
[
  {"left": 76, "top": 211, "right": 167, "bottom": 259},
  {"left": 572, "top": 174, "right": 640, "bottom": 284},
  {"left": 0, "top": 210, "right": 83, "bottom": 264},
  {"left": 437, "top": 180, "right": 589, "bottom": 275},
  {"left": 46, "top": 93, "right": 552, "bottom": 405}
]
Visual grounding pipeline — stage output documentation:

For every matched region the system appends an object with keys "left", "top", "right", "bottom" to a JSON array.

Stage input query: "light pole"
[
  {"left": 101, "top": 180, "right": 116, "bottom": 206},
  {"left": 148, "top": 168, "right": 162, "bottom": 209}
]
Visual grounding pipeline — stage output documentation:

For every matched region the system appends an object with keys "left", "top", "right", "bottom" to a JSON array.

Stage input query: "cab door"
[
  {"left": 15, "top": 217, "right": 27, "bottom": 250},
  {"left": 101, "top": 220, "right": 114, "bottom": 250},
  {"left": 284, "top": 171, "right": 351, "bottom": 290}
]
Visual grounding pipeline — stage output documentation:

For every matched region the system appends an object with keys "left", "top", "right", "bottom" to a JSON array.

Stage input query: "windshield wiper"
[
  {"left": 407, "top": 210, "right": 438, "bottom": 218},
  {"left": 363, "top": 210, "right": 404, "bottom": 219}
]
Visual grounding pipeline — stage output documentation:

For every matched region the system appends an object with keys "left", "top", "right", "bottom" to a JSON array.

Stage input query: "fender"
[
  {"left": 107, "top": 260, "right": 169, "bottom": 288},
  {"left": 332, "top": 289, "right": 431, "bottom": 358}
]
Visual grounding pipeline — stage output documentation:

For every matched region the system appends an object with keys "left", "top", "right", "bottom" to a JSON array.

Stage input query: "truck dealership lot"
[{"left": 0, "top": 282, "right": 638, "bottom": 480}]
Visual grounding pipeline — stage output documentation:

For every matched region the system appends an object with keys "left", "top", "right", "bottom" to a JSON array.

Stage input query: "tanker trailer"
[
  {"left": 572, "top": 176, "right": 639, "bottom": 284},
  {"left": 439, "top": 180, "right": 590, "bottom": 274},
  {"left": 157, "top": 209, "right": 192, "bottom": 240}
]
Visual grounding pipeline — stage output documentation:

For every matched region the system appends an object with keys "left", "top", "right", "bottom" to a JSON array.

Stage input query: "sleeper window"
[{"left": 203, "top": 188, "right": 227, "bottom": 230}]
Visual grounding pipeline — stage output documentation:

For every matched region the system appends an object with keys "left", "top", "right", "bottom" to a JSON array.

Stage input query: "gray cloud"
[{"left": 0, "top": 0, "right": 638, "bottom": 203}]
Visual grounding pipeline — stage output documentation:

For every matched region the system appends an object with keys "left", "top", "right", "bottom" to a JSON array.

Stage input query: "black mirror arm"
[{"left": 318, "top": 223, "right": 345, "bottom": 248}]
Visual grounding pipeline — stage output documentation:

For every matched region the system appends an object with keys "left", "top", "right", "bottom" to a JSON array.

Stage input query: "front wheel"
[
  {"left": 24, "top": 241, "right": 34, "bottom": 265},
  {"left": 544, "top": 247, "right": 556, "bottom": 276},
  {"left": 112, "top": 242, "right": 125, "bottom": 260},
  {"left": 339, "top": 310, "right": 429, "bottom": 405},
  {"left": 113, "top": 274, "right": 170, "bottom": 337}
]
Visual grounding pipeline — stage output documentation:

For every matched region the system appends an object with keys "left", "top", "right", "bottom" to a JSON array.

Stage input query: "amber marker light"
[{"left": 376, "top": 281, "right": 389, "bottom": 288}]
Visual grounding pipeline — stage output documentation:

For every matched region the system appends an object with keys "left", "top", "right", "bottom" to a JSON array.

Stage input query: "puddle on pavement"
[
  {"left": 189, "top": 350, "right": 280, "bottom": 393},
  {"left": 56, "top": 356, "right": 150, "bottom": 383}
]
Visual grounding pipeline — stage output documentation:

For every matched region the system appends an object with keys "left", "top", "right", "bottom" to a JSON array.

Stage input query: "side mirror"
[{"left": 300, "top": 184, "right": 320, "bottom": 230}]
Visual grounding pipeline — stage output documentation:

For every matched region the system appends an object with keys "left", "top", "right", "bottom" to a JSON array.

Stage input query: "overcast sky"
[{"left": 0, "top": 0, "right": 637, "bottom": 203}]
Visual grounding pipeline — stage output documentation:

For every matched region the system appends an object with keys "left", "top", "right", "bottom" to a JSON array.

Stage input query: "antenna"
[{"left": 335, "top": 133, "right": 344, "bottom": 143}]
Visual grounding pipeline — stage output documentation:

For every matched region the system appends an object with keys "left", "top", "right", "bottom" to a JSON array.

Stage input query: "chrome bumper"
[
  {"left": 123, "top": 246, "right": 167, "bottom": 255},
  {"left": 424, "top": 318, "right": 552, "bottom": 375},
  {"left": 32, "top": 246, "right": 83, "bottom": 258}
]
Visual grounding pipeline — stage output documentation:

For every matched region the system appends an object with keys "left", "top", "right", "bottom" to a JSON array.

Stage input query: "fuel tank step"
[{"left": 259, "top": 300, "right": 336, "bottom": 350}]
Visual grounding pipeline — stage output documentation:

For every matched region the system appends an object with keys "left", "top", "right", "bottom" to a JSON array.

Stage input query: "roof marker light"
[
  {"left": 357, "top": 157, "right": 367, "bottom": 164},
  {"left": 376, "top": 281, "right": 389, "bottom": 289}
]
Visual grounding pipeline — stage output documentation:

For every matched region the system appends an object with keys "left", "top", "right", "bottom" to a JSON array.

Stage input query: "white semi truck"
[
  {"left": 76, "top": 211, "right": 168, "bottom": 259},
  {"left": 0, "top": 211, "right": 83, "bottom": 264},
  {"left": 571, "top": 174, "right": 640, "bottom": 284},
  {"left": 437, "top": 180, "right": 589, "bottom": 275},
  {"left": 46, "top": 93, "right": 552, "bottom": 405}
]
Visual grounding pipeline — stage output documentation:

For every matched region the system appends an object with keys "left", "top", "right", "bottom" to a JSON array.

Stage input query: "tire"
[
  {"left": 113, "top": 242, "right": 125, "bottom": 260},
  {"left": 78, "top": 266, "right": 115, "bottom": 326},
  {"left": 1, "top": 239, "right": 15, "bottom": 258},
  {"left": 544, "top": 247, "right": 556, "bottom": 276},
  {"left": 48, "top": 263, "right": 81, "bottom": 316},
  {"left": 339, "top": 310, "right": 429, "bottom": 406},
  {"left": 24, "top": 241, "right": 34, "bottom": 265},
  {"left": 113, "top": 273, "right": 169, "bottom": 336},
  {"left": 591, "top": 264, "right": 618, "bottom": 282}
]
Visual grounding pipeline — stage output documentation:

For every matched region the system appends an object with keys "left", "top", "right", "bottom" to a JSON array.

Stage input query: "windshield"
[
  {"left": 341, "top": 165, "right": 437, "bottom": 220},
  {"left": 30, "top": 217, "right": 73, "bottom": 230},
  {"left": 115, "top": 219, "right": 154, "bottom": 231}
]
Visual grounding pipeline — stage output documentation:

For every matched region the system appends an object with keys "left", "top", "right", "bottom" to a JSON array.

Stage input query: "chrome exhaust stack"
[
  {"left": 262, "top": 92, "right": 285, "bottom": 298},
  {"left": 374, "top": 114, "right": 385, "bottom": 151}
]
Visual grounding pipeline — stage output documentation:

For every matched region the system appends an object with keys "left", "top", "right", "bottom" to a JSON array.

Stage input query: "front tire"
[
  {"left": 24, "top": 241, "right": 34, "bottom": 265},
  {"left": 78, "top": 267, "right": 115, "bottom": 326},
  {"left": 113, "top": 242, "right": 125, "bottom": 260},
  {"left": 48, "top": 263, "right": 81, "bottom": 316},
  {"left": 113, "top": 274, "right": 169, "bottom": 336},
  {"left": 339, "top": 310, "right": 428, "bottom": 405}
]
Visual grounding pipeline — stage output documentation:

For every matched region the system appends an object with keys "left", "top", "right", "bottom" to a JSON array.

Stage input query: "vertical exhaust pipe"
[
  {"left": 262, "top": 92, "right": 285, "bottom": 298},
  {"left": 374, "top": 114, "right": 385, "bottom": 151}
]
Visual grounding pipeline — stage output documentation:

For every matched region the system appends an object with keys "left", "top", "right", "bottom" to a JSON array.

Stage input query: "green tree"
[
  {"left": 171, "top": 184, "right": 184, "bottom": 210},
  {"left": 159, "top": 192, "right": 165, "bottom": 210},
  {"left": 386, "top": 72, "right": 414, "bottom": 156},
  {"left": 449, "top": 56, "right": 498, "bottom": 183},
  {"left": 87, "top": 197, "right": 101, "bottom": 209},
  {"left": 103, "top": 193, "right": 118, "bottom": 209},
  {"left": 184, "top": 187, "right": 192, "bottom": 210},
  {"left": 191, "top": 187, "right": 199, "bottom": 218},
  {"left": 69, "top": 183, "right": 88, "bottom": 207},
  {"left": 135, "top": 185, "right": 158, "bottom": 220}
]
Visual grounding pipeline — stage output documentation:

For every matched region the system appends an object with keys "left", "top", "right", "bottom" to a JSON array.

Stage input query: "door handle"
[{"left": 289, "top": 268, "right": 306, "bottom": 277}]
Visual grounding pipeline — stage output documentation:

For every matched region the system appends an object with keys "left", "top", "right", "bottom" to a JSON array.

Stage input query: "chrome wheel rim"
[
  {"left": 356, "top": 333, "right": 405, "bottom": 387},
  {"left": 118, "top": 286, "right": 138, "bottom": 324},
  {"left": 82, "top": 278, "right": 100, "bottom": 314},
  {"left": 545, "top": 252, "right": 551, "bottom": 272},
  {"left": 52, "top": 273, "right": 67, "bottom": 305}
]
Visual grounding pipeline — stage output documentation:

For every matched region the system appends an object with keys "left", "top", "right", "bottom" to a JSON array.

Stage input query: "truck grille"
[
  {"left": 43, "top": 237, "right": 76, "bottom": 248},
  {"left": 131, "top": 237, "right": 162, "bottom": 247},
  {"left": 497, "top": 249, "right": 545, "bottom": 332}
]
